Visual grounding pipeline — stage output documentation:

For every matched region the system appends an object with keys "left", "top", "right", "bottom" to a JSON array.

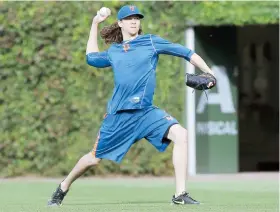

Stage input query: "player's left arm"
[
  {"left": 189, "top": 54, "right": 214, "bottom": 76},
  {"left": 150, "top": 35, "right": 214, "bottom": 76}
]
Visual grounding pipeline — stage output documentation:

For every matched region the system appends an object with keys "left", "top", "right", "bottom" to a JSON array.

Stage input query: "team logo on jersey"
[
  {"left": 130, "top": 6, "right": 135, "bottom": 11},
  {"left": 123, "top": 43, "right": 130, "bottom": 52}
]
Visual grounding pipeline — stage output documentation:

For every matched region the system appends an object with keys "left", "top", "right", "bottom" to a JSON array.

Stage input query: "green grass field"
[{"left": 0, "top": 176, "right": 278, "bottom": 212}]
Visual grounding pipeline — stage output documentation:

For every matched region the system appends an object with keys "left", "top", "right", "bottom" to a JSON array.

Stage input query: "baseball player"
[{"left": 48, "top": 5, "right": 215, "bottom": 206}]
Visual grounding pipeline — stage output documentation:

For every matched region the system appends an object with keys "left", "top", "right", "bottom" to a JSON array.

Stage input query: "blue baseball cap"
[{"left": 117, "top": 5, "right": 144, "bottom": 20}]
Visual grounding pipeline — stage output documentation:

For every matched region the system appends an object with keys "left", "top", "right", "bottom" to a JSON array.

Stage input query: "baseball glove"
[{"left": 185, "top": 73, "right": 216, "bottom": 90}]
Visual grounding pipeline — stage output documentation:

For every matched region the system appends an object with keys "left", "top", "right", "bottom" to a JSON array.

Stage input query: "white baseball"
[{"left": 99, "top": 7, "right": 111, "bottom": 17}]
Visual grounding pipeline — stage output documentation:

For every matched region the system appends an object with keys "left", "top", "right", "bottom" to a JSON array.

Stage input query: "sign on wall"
[
  {"left": 195, "top": 27, "right": 238, "bottom": 173},
  {"left": 196, "top": 66, "right": 237, "bottom": 136}
]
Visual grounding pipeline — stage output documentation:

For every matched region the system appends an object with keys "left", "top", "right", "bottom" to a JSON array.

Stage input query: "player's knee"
[
  {"left": 86, "top": 152, "right": 101, "bottom": 166},
  {"left": 168, "top": 124, "right": 188, "bottom": 145}
]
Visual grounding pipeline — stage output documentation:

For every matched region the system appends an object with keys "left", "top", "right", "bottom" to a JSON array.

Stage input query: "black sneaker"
[
  {"left": 47, "top": 184, "right": 68, "bottom": 206},
  {"left": 172, "top": 192, "right": 200, "bottom": 205}
]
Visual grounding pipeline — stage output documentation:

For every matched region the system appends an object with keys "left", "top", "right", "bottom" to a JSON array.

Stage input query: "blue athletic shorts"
[{"left": 91, "top": 106, "right": 179, "bottom": 163}]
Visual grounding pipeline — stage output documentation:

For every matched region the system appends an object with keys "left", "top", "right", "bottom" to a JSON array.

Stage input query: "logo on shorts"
[
  {"left": 165, "top": 115, "right": 173, "bottom": 121},
  {"left": 132, "top": 96, "right": 140, "bottom": 103}
]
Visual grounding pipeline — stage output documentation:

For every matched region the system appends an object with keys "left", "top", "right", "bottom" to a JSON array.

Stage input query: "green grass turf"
[{"left": 0, "top": 178, "right": 278, "bottom": 212}]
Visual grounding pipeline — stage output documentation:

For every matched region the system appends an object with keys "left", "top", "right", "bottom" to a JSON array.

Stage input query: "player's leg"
[
  {"left": 59, "top": 130, "right": 103, "bottom": 193},
  {"left": 48, "top": 152, "right": 101, "bottom": 206},
  {"left": 61, "top": 153, "right": 101, "bottom": 192},
  {"left": 138, "top": 106, "right": 199, "bottom": 204},
  {"left": 167, "top": 124, "right": 199, "bottom": 204},
  {"left": 48, "top": 111, "right": 139, "bottom": 206},
  {"left": 166, "top": 124, "right": 188, "bottom": 196}
]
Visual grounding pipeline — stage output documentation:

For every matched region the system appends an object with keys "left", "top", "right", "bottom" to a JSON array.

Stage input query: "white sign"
[
  {"left": 197, "top": 121, "right": 238, "bottom": 136},
  {"left": 196, "top": 66, "right": 237, "bottom": 136}
]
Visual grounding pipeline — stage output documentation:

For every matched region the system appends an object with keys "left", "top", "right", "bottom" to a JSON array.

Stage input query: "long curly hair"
[{"left": 100, "top": 22, "right": 142, "bottom": 44}]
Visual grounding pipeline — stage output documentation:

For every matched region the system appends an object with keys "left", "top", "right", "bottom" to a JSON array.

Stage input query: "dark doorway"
[{"left": 237, "top": 24, "right": 279, "bottom": 172}]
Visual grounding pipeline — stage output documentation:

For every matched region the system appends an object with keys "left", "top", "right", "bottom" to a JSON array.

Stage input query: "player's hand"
[
  {"left": 207, "top": 72, "right": 215, "bottom": 88},
  {"left": 185, "top": 72, "right": 216, "bottom": 90},
  {"left": 207, "top": 70, "right": 215, "bottom": 77},
  {"left": 93, "top": 7, "right": 111, "bottom": 24}
]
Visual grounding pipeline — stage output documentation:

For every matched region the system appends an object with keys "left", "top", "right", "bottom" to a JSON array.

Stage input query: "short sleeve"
[
  {"left": 150, "top": 35, "right": 195, "bottom": 61},
  {"left": 86, "top": 51, "right": 111, "bottom": 68}
]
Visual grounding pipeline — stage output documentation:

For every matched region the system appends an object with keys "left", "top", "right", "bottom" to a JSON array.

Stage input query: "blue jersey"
[{"left": 86, "top": 34, "right": 194, "bottom": 114}]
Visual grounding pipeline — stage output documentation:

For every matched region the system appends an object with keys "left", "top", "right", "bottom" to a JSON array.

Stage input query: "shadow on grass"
[{"left": 65, "top": 200, "right": 170, "bottom": 206}]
